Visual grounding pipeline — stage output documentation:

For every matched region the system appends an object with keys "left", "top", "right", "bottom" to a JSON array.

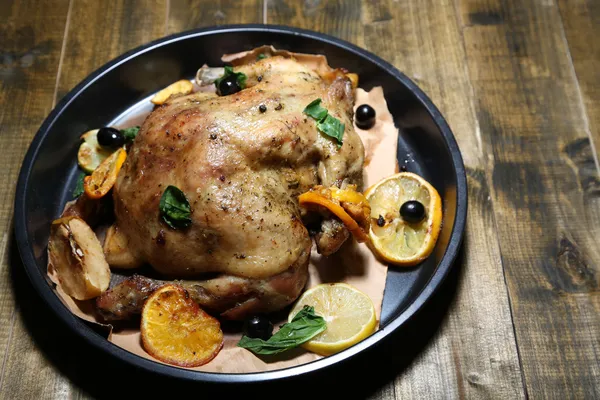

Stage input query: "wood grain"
[
  {"left": 267, "top": 0, "right": 364, "bottom": 47},
  {"left": 557, "top": 0, "right": 600, "bottom": 183},
  {"left": 167, "top": 0, "right": 263, "bottom": 34},
  {"left": 0, "top": 1, "right": 166, "bottom": 399},
  {"left": 457, "top": 0, "right": 600, "bottom": 397},
  {"left": 0, "top": 0, "right": 73, "bottom": 398},
  {"left": 54, "top": 0, "right": 167, "bottom": 103},
  {"left": 359, "top": 1, "right": 525, "bottom": 398},
  {"left": 2, "top": 0, "right": 600, "bottom": 397}
]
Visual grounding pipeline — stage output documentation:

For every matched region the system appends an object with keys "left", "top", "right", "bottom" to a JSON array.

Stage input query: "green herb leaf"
[
  {"left": 159, "top": 185, "right": 192, "bottom": 229},
  {"left": 303, "top": 99, "right": 328, "bottom": 121},
  {"left": 72, "top": 172, "right": 87, "bottom": 198},
  {"left": 237, "top": 305, "right": 326, "bottom": 355},
  {"left": 317, "top": 114, "right": 345, "bottom": 146},
  {"left": 121, "top": 126, "right": 140, "bottom": 142},
  {"left": 257, "top": 54, "right": 268, "bottom": 60},
  {"left": 214, "top": 66, "right": 247, "bottom": 90},
  {"left": 303, "top": 99, "right": 345, "bottom": 145}
]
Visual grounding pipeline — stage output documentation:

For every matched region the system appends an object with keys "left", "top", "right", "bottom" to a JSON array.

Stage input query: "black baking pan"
[{"left": 14, "top": 25, "right": 467, "bottom": 384}]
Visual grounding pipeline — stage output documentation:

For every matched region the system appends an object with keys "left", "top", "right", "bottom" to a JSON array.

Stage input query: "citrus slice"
[
  {"left": 364, "top": 172, "right": 442, "bottom": 266},
  {"left": 288, "top": 283, "right": 377, "bottom": 356},
  {"left": 151, "top": 79, "right": 194, "bottom": 105},
  {"left": 141, "top": 284, "right": 224, "bottom": 367},
  {"left": 83, "top": 147, "right": 126, "bottom": 199},
  {"left": 298, "top": 186, "right": 370, "bottom": 242},
  {"left": 77, "top": 129, "right": 113, "bottom": 173}
]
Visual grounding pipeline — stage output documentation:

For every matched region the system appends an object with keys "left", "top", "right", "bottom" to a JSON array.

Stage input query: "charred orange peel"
[
  {"left": 298, "top": 185, "right": 370, "bottom": 242},
  {"left": 330, "top": 186, "right": 368, "bottom": 204},
  {"left": 83, "top": 148, "right": 126, "bottom": 199}
]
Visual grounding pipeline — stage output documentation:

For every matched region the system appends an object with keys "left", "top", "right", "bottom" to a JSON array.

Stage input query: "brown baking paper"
[{"left": 47, "top": 49, "right": 399, "bottom": 373}]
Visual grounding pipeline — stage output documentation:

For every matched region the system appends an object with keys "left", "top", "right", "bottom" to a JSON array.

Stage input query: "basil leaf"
[
  {"left": 159, "top": 185, "right": 192, "bottom": 229},
  {"left": 214, "top": 66, "right": 247, "bottom": 90},
  {"left": 303, "top": 99, "right": 345, "bottom": 145},
  {"left": 303, "top": 99, "right": 328, "bottom": 121},
  {"left": 120, "top": 126, "right": 140, "bottom": 142},
  {"left": 72, "top": 172, "right": 87, "bottom": 198},
  {"left": 237, "top": 305, "right": 326, "bottom": 355},
  {"left": 317, "top": 114, "right": 345, "bottom": 146},
  {"left": 257, "top": 54, "right": 268, "bottom": 60}
]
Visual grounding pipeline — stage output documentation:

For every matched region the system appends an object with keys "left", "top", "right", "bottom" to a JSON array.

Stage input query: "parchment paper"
[{"left": 47, "top": 48, "right": 399, "bottom": 373}]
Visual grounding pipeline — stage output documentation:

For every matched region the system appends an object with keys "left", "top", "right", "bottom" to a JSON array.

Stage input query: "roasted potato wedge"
[
  {"left": 151, "top": 80, "right": 194, "bottom": 105},
  {"left": 48, "top": 217, "right": 111, "bottom": 300},
  {"left": 103, "top": 224, "right": 142, "bottom": 269}
]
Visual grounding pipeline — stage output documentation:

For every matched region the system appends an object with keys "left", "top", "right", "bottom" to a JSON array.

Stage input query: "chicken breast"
[{"left": 99, "top": 55, "right": 364, "bottom": 319}]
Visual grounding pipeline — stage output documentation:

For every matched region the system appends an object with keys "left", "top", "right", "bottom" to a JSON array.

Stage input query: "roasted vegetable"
[{"left": 48, "top": 217, "right": 111, "bottom": 300}]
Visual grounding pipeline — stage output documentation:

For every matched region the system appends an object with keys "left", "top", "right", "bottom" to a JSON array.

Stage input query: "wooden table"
[{"left": 2, "top": 0, "right": 599, "bottom": 398}]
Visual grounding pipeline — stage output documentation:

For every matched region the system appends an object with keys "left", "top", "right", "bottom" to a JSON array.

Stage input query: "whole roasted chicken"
[{"left": 96, "top": 51, "right": 365, "bottom": 321}]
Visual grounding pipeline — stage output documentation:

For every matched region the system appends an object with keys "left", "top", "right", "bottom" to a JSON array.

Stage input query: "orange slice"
[
  {"left": 364, "top": 172, "right": 443, "bottom": 266},
  {"left": 83, "top": 147, "right": 126, "bottom": 199},
  {"left": 299, "top": 186, "right": 370, "bottom": 242},
  {"left": 141, "top": 284, "right": 223, "bottom": 367}
]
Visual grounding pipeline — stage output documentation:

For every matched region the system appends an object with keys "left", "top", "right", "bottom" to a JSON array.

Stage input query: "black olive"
[
  {"left": 243, "top": 315, "right": 273, "bottom": 340},
  {"left": 355, "top": 104, "right": 376, "bottom": 129},
  {"left": 97, "top": 127, "right": 125, "bottom": 148},
  {"left": 377, "top": 215, "right": 385, "bottom": 227},
  {"left": 400, "top": 200, "right": 426, "bottom": 223},
  {"left": 217, "top": 75, "right": 241, "bottom": 96},
  {"left": 259, "top": 104, "right": 267, "bottom": 113}
]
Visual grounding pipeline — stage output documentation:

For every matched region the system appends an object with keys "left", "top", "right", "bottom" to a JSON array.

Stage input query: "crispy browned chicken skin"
[{"left": 97, "top": 56, "right": 364, "bottom": 320}]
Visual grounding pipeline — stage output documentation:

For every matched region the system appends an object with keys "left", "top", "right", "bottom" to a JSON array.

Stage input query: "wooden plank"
[
  {"left": 267, "top": 0, "right": 364, "bottom": 47},
  {"left": 557, "top": 0, "right": 600, "bottom": 177},
  {"left": 0, "top": 0, "right": 73, "bottom": 397},
  {"left": 360, "top": 1, "right": 526, "bottom": 398},
  {"left": 456, "top": 0, "right": 600, "bottom": 397},
  {"left": 54, "top": 0, "right": 167, "bottom": 103},
  {"left": 0, "top": 1, "right": 167, "bottom": 398},
  {"left": 268, "top": 0, "right": 525, "bottom": 398},
  {"left": 167, "top": 0, "right": 263, "bottom": 34}
]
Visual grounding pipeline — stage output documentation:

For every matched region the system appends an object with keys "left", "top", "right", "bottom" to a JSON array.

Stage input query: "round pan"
[{"left": 14, "top": 25, "right": 467, "bottom": 383}]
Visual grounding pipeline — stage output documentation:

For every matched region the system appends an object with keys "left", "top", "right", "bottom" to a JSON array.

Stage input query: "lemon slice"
[
  {"left": 364, "top": 172, "right": 442, "bottom": 266},
  {"left": 288, "top": 283, "right": 377, "bottom": 356},
  {"left": 77, "top": 129, "right": 113, "bottom": 173}
]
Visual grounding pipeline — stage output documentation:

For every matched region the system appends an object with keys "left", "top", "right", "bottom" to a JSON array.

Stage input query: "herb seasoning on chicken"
[{"left": 98, "top": 55, "right": 365, "bottom": 320}]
